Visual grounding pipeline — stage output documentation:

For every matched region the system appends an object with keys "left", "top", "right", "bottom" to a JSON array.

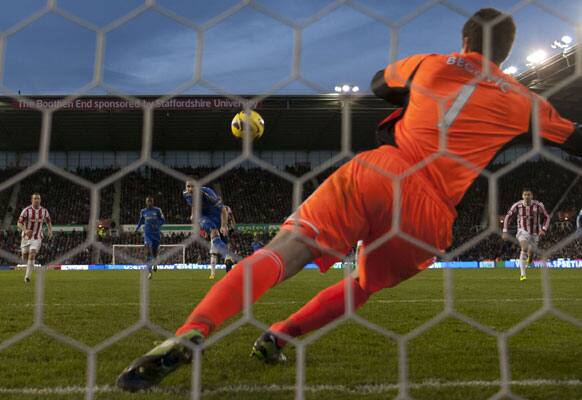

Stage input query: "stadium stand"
[
  {"left": 118, "top": 166, "right": 295, "bottom": 225},
  {"left": 1, "top": 158, "right": 581, "bottom": 266},
  {"left": 5, "top": 168, "right": 117, "bottom": 227}
]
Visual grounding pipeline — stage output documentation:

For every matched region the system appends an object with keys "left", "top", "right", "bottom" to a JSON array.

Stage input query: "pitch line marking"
[{"left": 0, "top": 379, "right": 581, "bottom": 396}]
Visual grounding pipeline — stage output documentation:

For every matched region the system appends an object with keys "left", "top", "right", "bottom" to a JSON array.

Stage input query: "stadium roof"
[
  {"left": 515, "top": 44, "right": 580, "bottom": 120},
  {"left": 0, "top": 95, "right": 390, "bottom": 152},
  {"left": 0, "top": 45, "right": 578, "bottom": 153}
]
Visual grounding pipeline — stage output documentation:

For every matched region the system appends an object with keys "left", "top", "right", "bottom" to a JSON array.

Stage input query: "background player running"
[
  {"left": 118, "top": 8, "right": 582, "bottom": 390},
  {"left": 17, "top": 193, "right": 52, "bottom": 283},
  {"left": 135, "top": 196, "right": 165, "bottom": 280},
  {"left": 502, "top": 188, "right": 549, "bottom": 281},
  {"left": 183, "top": 182, "right": 229, "bottom": 279}
]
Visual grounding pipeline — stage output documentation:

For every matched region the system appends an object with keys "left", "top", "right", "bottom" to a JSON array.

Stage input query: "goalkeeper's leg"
[
  {"left": 117, "top": 230, "right": 316, "bottom": 392},
  {"left": 252, "top": 276, "right": 372, "bottom": 363},
  {"left": 254, "top": 237, "right": 439, "bottom": 363},
  {"left": 117, "top": 157, "right": 370, "bottom": 392}
]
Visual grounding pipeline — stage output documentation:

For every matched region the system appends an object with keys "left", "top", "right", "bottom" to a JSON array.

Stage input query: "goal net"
[
  {"left": 112, "top": 244, "right": 185, "bottom": 265},
  {"left": 0, "top": 2, "right": 579, "bottom": 400}
]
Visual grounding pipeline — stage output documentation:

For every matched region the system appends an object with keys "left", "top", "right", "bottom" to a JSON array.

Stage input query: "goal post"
[{"left": 112, "top": 244, "right": 186, "bottom": 265}]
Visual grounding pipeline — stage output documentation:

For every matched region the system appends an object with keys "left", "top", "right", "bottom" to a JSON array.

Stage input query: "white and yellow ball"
[{"left": 231, "top": 110, "right": 265, "bottom": 140}]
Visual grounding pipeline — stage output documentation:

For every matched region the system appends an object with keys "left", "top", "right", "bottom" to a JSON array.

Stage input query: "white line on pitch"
[{"left": 0, "top": 379, "right": 581, "bottom": 396}]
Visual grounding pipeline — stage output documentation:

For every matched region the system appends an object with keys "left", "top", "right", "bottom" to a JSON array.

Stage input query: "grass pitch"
[{"left": 0, "top": 268, "right": 581, "bottom": 400}]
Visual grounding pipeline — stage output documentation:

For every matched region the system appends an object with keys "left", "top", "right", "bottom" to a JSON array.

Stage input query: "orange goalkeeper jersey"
[{"left": 379, "top": 51, "right": 580, "bottom": 208}]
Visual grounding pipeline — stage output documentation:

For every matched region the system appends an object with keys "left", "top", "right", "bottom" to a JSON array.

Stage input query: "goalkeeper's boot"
[
  {"left": 520, "top": 275, "right": 527, "bottom": 282},
  {"left": 116, "top": 329, "right": 204, "bottom": 392},
  {"left": 251, "top": 331, "right": 287, "bottom": 364}
]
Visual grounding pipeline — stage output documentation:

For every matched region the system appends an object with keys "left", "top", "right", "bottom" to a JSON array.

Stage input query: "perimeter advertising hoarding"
[{"left": 5, "top": 259, "right": 582, "bottom": 271}]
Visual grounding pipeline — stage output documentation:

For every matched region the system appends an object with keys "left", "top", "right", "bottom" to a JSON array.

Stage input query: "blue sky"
[{"left": 0, "top": 0, "right": 579, "bottom": 95}]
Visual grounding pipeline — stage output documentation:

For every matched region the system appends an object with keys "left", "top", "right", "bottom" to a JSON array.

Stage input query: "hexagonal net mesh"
[{"left": 0, "top": 1, "right": 580, "bottom": 400}]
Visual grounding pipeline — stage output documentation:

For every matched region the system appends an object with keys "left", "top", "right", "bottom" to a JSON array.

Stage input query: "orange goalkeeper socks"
[
  {"left": 270, "top": 277, "right": 371, "bottom": 347},
  {"left": 176, "top": 249, "right": 286, "bottom": 337}
]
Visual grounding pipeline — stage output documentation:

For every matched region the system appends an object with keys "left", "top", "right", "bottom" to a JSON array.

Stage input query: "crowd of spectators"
[
  {"left": 119, "top": 167, "right": 214, "bottom": 225},
  {"left": 119, "top": 166, "right": 297, "bottom": 224},
  {"left": 16, "top": 171, "right": 90, "bottom": 224},
  {"left": 0, "top": 229, "right": 87, "bottom": 265},
  {"left": 219, "top": 168, "right": 293, "bottom": 223},
  {"left": 6, "top": 168, "right": 117, "bottom": 226},
  {"left": 0, "top": 168, "right": 23, "bottom": 223},
  {"left": 1, "top": 158, "right": 582, "bottom": 265},
  {"left": 76, "top": 167, "right": 117, "bottom": 219}
]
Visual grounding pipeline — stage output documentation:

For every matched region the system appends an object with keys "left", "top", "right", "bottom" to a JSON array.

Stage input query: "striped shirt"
[
  {"left": 503, "top": 200, "right": 549, "bottom": 235},
  {"left": 18, "top": 206, "right": 51, "bottom": 240}
]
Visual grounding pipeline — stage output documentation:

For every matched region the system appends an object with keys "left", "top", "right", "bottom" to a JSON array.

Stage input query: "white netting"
[{"left": 0, "top": 1, "right": 580, "bottom": 400}]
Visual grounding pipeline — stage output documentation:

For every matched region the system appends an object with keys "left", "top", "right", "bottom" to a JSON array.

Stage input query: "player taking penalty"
[
  {"left": 183, "top": 182, "right": 229, "bottom": 280},
  {"left": 117, "top": 8, "right": 582, "bottom": 390},
  {"left": 17, "top": 193, "right": 52, "bottom": 283},
  {"left": 135, "top": 196, "right": 165, "bottom": 280}
]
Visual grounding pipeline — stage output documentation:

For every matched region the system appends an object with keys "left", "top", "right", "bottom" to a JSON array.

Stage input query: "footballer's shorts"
[
  {"left": 281, "top": 146, "right": 456, "bottom": 293},
  {"left": 144, "top": 236, "right": 161, "bottom": 250},
  {"left": 199, "top": 214, "right": 221, "bottom": 234},
  {"left": 21, "top": 238, "right": 42, "bottom": 252},
  {"left": 516, "top": 230, "right": 539, "bottom": 248}
]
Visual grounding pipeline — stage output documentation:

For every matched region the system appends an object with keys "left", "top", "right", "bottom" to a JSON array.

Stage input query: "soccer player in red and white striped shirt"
[
  {"left": 502, "top": 188, "right": 549, "bottom": 281},
  {"left": 17, "top": 193, "right": 52, "bottom": 283}
]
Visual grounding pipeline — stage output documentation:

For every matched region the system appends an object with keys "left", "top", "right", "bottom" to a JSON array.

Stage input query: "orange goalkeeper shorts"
[{"left": 281, "top": 146, "right": 456, "bottom": 293}]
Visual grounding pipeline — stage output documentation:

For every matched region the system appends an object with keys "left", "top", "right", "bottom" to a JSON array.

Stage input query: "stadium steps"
[{"left": 2, "top": 182, "right": 20, "bottom": 230}]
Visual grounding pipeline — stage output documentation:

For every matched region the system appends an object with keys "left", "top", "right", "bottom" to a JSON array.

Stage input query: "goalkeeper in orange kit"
[{"left": 117, "top": 8, "right": 582, "bottom": 390}]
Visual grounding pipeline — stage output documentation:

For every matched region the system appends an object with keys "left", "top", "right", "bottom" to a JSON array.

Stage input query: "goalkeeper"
[{"left": 118, "top": 7, "right": 582, "bottom": 390}]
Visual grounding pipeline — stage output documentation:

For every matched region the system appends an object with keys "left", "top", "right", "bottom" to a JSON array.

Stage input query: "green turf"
[{"left": 0, "top": 268, "right": 581, "bottom": 399}]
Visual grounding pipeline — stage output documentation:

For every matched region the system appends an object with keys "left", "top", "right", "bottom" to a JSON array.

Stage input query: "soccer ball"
[{"left": 231, "top": 110, "right": 265, "bottom": 140}]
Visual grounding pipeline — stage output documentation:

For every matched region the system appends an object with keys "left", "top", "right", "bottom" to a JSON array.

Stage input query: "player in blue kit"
[
  {"left": 135, "top": 196, "right": 165, "bottom": 280},
  {"left": 183, "top": 182, "right": 228, "bottom": 279}
]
